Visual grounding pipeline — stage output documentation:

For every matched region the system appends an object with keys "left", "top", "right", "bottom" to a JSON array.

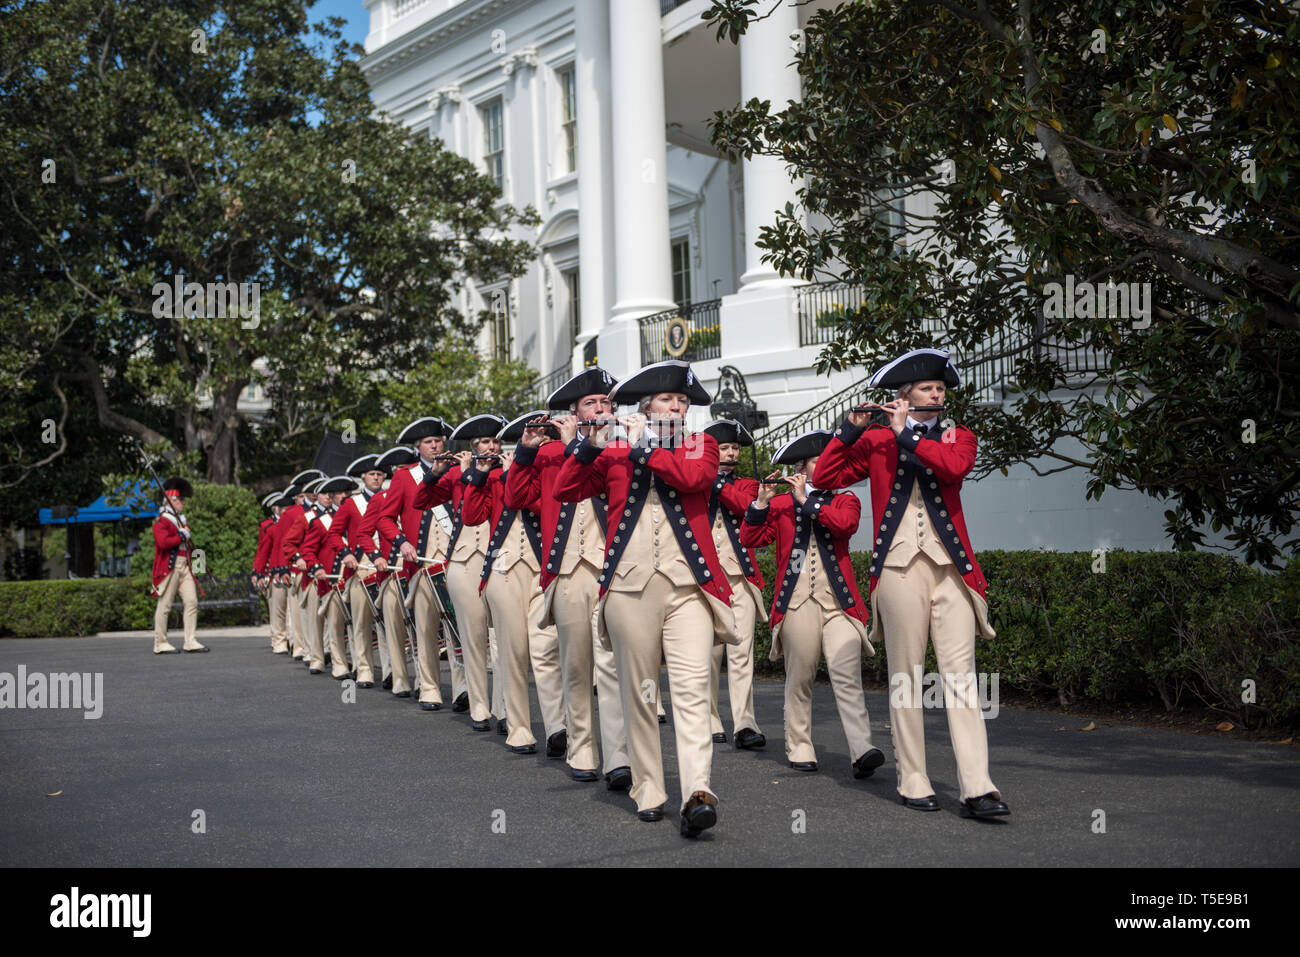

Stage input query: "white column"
[
  {"left": 600, "top": 0, "right": 675, "bottom": 376},
  {"left": 737, "top": 0, "right": 803, "bottom": 291},
  {"left": 575, "top": 0, "right": 614, "bottom": 360}
]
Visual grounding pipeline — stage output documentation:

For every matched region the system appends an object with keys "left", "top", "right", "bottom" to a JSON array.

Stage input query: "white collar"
[{"left": 907, "top": 414, "right": 939, "bottom": 431}]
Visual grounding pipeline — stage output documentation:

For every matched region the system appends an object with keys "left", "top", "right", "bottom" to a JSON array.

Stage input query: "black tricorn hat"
[
  {"left": 608, "top": 359, "right": 711, "bottom": 406},
  {"left": 499, "top": 410, "right": 558, "bottom": 442},
  {"left": 289, "top": 468, "right": 326, "bottom": 489},
  {"left": 346, "top": 453, "right": 381, "bottom": 478},
  {"left": 547, "top": 367, "right": 617, "bottom": 410},
  {"left": 450, "top": 413, "right": 507, "bottom": 441},
  {"left": 398, "top": 417, "right": 452, "bottom": 443},
  {"left": 772, "top": 429, "right": 833, "bottom": 467},
  {"left": 376, "top": 446, "right": 418, "bottom": 471},
  {"left": 318, "top": 476, "right": 357, "bottom": 493},
  {"left": 869, "top": 347, "right": 961, "bottom": 390},
  {"left": 162, "top": 477, "right": 194, "bottom": 499},
  {"left": 303, "top": 477, "right": 328, "bottom": 495},
  {"left": 272, "top": 489, "right": 297, "bottom": 508},
  {"left": 260, "top": 491, "right": 279, "bottom": 508},
  {"left": 702, "top": 418, "right": 754, "bottom": 448}
]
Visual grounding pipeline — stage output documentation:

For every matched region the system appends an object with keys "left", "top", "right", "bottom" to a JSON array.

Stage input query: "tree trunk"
[{"left": 203, "top": 380, "right": 246, "bottom": 485}]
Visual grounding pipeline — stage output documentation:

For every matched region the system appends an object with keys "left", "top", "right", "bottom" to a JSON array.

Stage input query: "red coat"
[
  {"left": 266, "top": 510, "right": 292, "bottom": 576},
  {"left": 151, "top": 510, "right": 193, "bottom": 592},
  {"left": 738, "top": 490, "right": 868, "bottom": 642},
  {"left": 710, "top": 473, "right": 765, "bottom": 589},
  {"left": 812, "top": 418, "right": 994, "bottom": 641},
  {"left": 252, "top": 516, "right": 275, "bottom": 577},
  {"left": 463, "top": 464, "right": 541, "bottom": 594},
  {"left": 278, "top": 503, "right": 316, "bottom": 592},
  {"left": 301, "top": 508, "right": 342, "bottom": 596},
  {"left": 356, "top": 487, "right": 393, "bottom": 584},
  {"left": 505, "top": 439, "right": 608, "bottom": 592},
  {"left": 553, "top": 432, "right": 734, "bottom": 615}
]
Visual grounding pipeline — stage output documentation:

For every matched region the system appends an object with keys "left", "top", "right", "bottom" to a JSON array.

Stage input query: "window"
[
  {"left": 671, "top": 238, "right": 692, "bottom": 308},
  {"left": 488, "top": 286, "right": 511, "bottom": 361},
  {"left": 481, "top": 99, "right": 504, "bottom": 189},
  {"left": 560, "top": 67, "right": 577, "bottom": 174},
  {"left": 563, "top": 267, "right": 581, "bottom": 344}
]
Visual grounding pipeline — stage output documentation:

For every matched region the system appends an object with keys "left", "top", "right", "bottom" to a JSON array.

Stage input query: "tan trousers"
[
  {"left": 604, "top": 573, "right": 715, "bottom": 813},
  {"left": 286, "top": 582, "right": 306, "bottom": 659},
  {"left": 409, "top": 571, "right": 468, "bottom": 706},
  {"left": 296, "top": 582, "right": 326, "bottom": 670},
  {"left": 319, "top": 590, "right": 350, "bottom": 678},
  {"left": 710, "top": 575, "right": 761, "bottom": 735},
  {"left": 484, "top": 564, "right": 565, "bottom": 747},
  {"left": 153, "top": 557, "right": 199, "bottom": 651},
  {"left": 268, "top": 582, "right": 289, "bottom": 653},
  {"left": 446, "top": 556, "right": 499, "bottom": 721},
  {"left": 875, "top": 553, "right": 998, "bottom": 801},
  {"left": 379, "top": 577, "right": 413, "bottom": 695},
  {"left": 552, "top": 563, "right": 629, "bottom": 773},
  {"left": 780, "top": 602, "right": 874, "bottom": 765},
  {"left": 346, "top": 576, "right": 376, "bottom": 684}
]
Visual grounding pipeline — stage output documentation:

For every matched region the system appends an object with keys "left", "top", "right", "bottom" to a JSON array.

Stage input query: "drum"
[{"left": 425, "top": 568, "right": 463, "bottom": 663}]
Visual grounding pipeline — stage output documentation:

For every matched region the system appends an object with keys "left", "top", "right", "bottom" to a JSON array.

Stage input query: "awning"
[{"left": 39, "top": 482, "right": 159, "bottom": 525}]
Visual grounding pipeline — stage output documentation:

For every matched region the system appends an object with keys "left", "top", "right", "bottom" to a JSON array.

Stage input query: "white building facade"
[{"left": 360, "top": 0, "right": 1216, "bottom": 555}]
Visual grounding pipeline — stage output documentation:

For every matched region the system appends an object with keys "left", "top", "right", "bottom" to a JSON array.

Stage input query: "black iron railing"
[
  {"left": 639, "top": 299, "right": 722, "bottom": 365},
  {"left": 797, "top": 280, "right": 868, "bottom": 347},
  {"left": 531, "top": 362, "right": 572, "bottom": 405}
]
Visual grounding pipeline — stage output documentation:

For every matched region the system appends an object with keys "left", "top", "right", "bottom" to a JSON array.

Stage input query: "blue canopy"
[{"left": 39, "top": 481, "right": 159, "bottom": 525}]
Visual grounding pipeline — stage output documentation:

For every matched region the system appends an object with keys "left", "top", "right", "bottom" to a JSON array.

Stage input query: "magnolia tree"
[
  {"left": 0, "top": 0, "right": 538, "bottom": 498},
  {"left": 706, "top": 0, "right": 1299, "bottom": 564}
]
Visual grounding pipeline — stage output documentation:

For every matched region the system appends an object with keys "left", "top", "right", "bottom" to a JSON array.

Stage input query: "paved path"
[{"left": 1, "top": 630, "right": 1297, "bottom": 867}]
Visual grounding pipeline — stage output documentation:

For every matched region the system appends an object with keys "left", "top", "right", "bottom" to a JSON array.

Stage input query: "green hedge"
[
  {"left": 749, "top": 549, "right": 1299, "bottom": 729},
  {"left": 0, "top": 577, "right": 264, "bottom": 637}
]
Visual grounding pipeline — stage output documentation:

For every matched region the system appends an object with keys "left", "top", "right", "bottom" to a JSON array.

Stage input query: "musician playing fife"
[{"left": 812, "top": 347, "right": 1008, "bottom": 818}]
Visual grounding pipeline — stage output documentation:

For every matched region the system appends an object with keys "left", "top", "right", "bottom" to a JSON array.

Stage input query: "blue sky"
[{"left": 308, "top": 0, "right": 369, "bottom": 52}]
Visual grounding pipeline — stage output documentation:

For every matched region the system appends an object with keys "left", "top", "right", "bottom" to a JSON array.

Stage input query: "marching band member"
[
  {"left": 506, "top": 369, "right": 631, "bottom": 787},
  {"left": 740, "top": 429, "right": 883, "bottom": 778},
  {"left": 364, "top": 447, "right": 418, "bottom": 696},
  {"left": 326, "top": 454, "right": 388, "bottom": 689},
  {"left": 812, "top": 348, "right": 1008, "bottom": 818},
  {"left": 367, "top": 446, "right": 419, "bottom": 698},
  {"left": 151, "top": 477, "right": 206, "bottom": 654},
  {"left": 267, "top": 487, "right": 303, "bottom": 660},
  {"left": 253, "top": 492, "right": 288, "bottom": 655},
  {"left": 466, "top": 412, "right": 566, "bottom": 756},
  {"left": 282, "top": 475, "right": 329, "bottom": 673},
  {"left": 303, "top": 477, "right": 355, "bottom": 681},
  {"left": 372, "top": 417, "right": 469, "bottom": 711},
  {"left": 414, "top": 415, "right": 507, "bottom": 731},
  {"left": 700, "top": 419, "right": 766, "bottom": 752},
  {"left": 554, "top": 360, "right": 737, "bottom": 838},
  {"left": 280, "top": 470, "right": 325, "bottom": 664}
]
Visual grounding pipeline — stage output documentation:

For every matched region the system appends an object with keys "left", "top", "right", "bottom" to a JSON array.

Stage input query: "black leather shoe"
[
  {"left": 183, "top": 646, "right": 210, "bottom": 653},
  {"left": 452, "top": 691, "right": 469, "bottom": 713},
  {"left": 571, "top": 768, "right": 599, "bottom": 782},
  {"left": 899, "top": 793, "right": 941, "bottom": 812},
  {"left": 679, "top": 791, "right": 718, "bottom": 838},
  {"left": 496, "top": 718, "right": 508, "bottom": 735},
  {"left": 605, "top": 766, "right": 632, "bottom": 792},
  {"left": 471, "top": 719, "right": 491, "bottom": 732},
  {"left": 734, "top": 728, "right": 766, "bottom": 750},
  {"left": 382, "top": 675, "right": 393, "bottom": 690},
  {"left": 546, "top": 730, "right": 568, "bottom": 758},
  {"left": 356, "top": 681, "right": 374, "bottom": 689},
  {"left": 960, "top": 793, "right": 1010, "bottom": 819},
  {"left": 309, "top": 668, "right": 324, "bottom": 675},
  {"left": 420, "top": 702, "right": 441, "bottom": 712},
  {"left": 852, "top": 748, "right": 886, "bottom": 779},
  {"left": 508, "top": 743, "right": 537, "bottom": 755},
  {"left": 658, "top": 714, "right": 667, "bottom": 725},
  {"left": 637, "top": 805, "right": 665, "bottom": 822},
  {"left": 789, "top": 760, "right": 818, "bottom": 772},
  {"left": 712, "top": 731, "right": 726, "bottom": 744},
  {"left": 393, "top": 690, "right": 411, "bottom": 699}
]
